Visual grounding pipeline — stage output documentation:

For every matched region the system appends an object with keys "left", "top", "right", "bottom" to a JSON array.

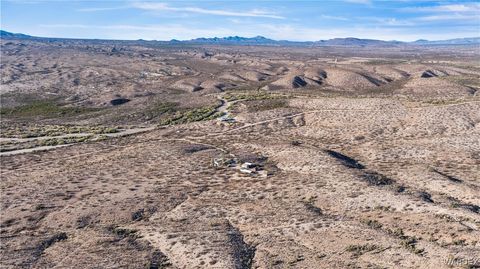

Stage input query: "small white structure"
[
  {"left": 240, "top": 168, "right": 254, "bottom": 174},
  {"left": 239, "top": 162, "right": 263, "bottom": 175},
  {"left": 220, "top": 115, "right": 235, "bottom": 123},
  {"left": 241, "top": 162, "right": 256, "bottom": 169},
  {"left": 213, "top": 158, "right": 236, "bottom": 167}
]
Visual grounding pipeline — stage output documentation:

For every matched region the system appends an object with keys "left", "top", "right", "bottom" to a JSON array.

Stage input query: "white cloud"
[
  {"left": 344, "top": 0, "right": 371, "bottom": 5},
  {"left": 397, "top": 2, "right": 480, "bottom": 25},
  {"left": 416, "top": 13, "right": 480, "bottom": 22},
  {"left": 228, "top": 18, "right": 245, "bottom": 24},
  {"left": 360, "top": 9, "right": 479, "bottom": 27},
  {"left": 2, "top": 0, "right": 43, "bottom": 3},
  {"left": 77, "top": 6, "right": 128, "bottom": 12},
  {"left": 254, "top": 23, "right": 477, "bottom": 41},
  {"left": 39, "top": 24, "right": 241, "bottom": 40},
  {"left": 402, "top": 3, "right": 480, "bottom": 13},
  {"left": 371, "top": 17, "right": 416, "bottom": 26},
  {"left": 131, "top": 2, "right": 284, "bottom": 19},
  {"left": 319, "top": 15, "right": 349, "bottom": 21},
  {"left": 36, "top": 21, "right": 479, "bottom": 42},
  {"left": 436, "top": 4, "right": 480, "bottom": 12},
  {"left": 40, "top": 24, "right": 91, "bottom": 28}
]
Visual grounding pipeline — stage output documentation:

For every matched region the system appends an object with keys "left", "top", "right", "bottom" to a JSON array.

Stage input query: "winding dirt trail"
[
  {"left": 215, "top": 94, "right": 237, "bottom": 122},
  {"left": 2, "top": 98, "right": 478, "bottom": 157}
]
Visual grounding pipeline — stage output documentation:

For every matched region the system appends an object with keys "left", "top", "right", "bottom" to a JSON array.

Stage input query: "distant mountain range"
[
  {"left": 181, "top": 36, "right": 480, "bottom": 46},
  {"left": 1, "top": 30, "right": 34, "bottom": 40},
  {"left": 410, "top": 37, "right": 480, "bottom": 45},
  {"left": 1, "top": 30, "right": 479, "bottom": 46}
]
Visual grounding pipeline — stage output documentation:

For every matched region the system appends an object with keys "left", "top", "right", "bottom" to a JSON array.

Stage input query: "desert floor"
[{"left": 1, "top": 39, "right": 479, "bottom": 268}]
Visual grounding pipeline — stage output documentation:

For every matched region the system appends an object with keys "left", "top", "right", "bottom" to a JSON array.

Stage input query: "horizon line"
[{"left": 1, "top": 29, "right": 479, "bottom": 43}]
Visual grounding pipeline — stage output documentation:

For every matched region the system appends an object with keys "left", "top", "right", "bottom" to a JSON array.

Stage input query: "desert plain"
[{"left": 1, "top": 37, "right": 480, "bottom": 269}]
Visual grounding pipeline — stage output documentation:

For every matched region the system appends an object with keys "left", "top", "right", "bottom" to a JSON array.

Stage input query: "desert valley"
[{"left": 1, "top": 32, "right": 479, "bottom": 268}]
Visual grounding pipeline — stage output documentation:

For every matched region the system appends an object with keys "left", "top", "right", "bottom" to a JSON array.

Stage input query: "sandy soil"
[{"left": 1, "top": 38, "right": 479, "bottom": 269}]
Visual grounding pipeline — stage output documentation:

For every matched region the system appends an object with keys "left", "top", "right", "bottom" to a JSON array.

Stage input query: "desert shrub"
[
  {"left": 183, "top": 144, "right": 212, "bottom": 154},
  {"left": 360, "top": 171, "right": 394, "bottom": 186},
  {"left": 39, "top": 135, "right": 93, "bottom": 146},
  {"left": 386, "top": 227, "right": 424, "bottom": 255},
  {"left": 224, "top": 92, "right": 287, "bottom": 102},
  {"left": 92, "top": 127, "right": 119, "bottom": 134},
  {"left": 246, "top": 99, "right": 288, "bottom": 112},
  {"left": 144, "top": 102, "right": 178, "bottom": 119},
  {"left": 1, "top": 125, "right": 120, "bottom": 138},
  {"left": 36, "top": 233, "right": 68, "bottom": 255},
  {"left": 400, "top": 237, "right": 424, "bottom": 254},
  {"left": 0, "top": 101, "right": 99, "bottom": 118},
  {"left": 345, "top": 244, "right": 379, "bottom": 256},
  {"left": 111, "top": 227, "right": 139, "bottom": 239},
  {"left": 362, "top": 219, "right": 383, "bottom": 229},
  {"left": 291, "top": 140, "right": 302, "bottom": 146},
  {"left": 159, "top": 106, "right": 219, "bottom": 125}
]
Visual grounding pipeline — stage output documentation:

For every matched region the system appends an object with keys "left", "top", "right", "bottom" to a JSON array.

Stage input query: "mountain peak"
[{"left": 187, "top": 35, "right": 276, "bottom": 44}]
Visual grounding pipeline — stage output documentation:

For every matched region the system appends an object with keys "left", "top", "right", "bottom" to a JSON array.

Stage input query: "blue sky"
[{"left": 1, "top": 0, "right": 479, "bottom": 41}]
